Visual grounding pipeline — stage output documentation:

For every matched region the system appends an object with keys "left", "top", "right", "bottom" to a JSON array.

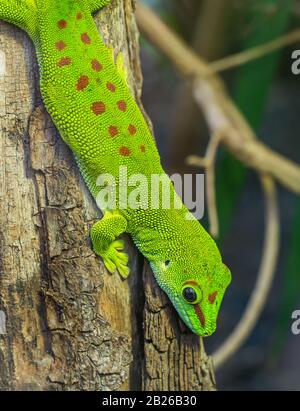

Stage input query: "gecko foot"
[{"left": 102, "top": 239, "right": 130, "bottom": 279}]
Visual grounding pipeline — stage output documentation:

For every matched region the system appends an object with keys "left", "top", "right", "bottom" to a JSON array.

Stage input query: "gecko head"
[{"left": 149, "top": 254, "right": 231, "bottom": 337}]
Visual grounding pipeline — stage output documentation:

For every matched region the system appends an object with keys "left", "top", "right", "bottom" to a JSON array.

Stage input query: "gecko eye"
[
  {"left": 165, "top": 260, "right": 170, "bottom": 267},
  {"left": 182, "top": 286, "right": 203, "bottom": 304}
]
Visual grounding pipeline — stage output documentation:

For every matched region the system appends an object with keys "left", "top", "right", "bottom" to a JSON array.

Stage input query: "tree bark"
[{"left": 0, "top": 0, "right": 215, "bottom": 391}]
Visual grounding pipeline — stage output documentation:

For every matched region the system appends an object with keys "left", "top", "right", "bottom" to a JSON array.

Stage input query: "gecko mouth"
[
  {"left": 157, "top": 285, "right": 215, "bottom": 336},
  {"left": 173, "top": 297, "right": 194, "bottom": 331},
  {"left": 173, "top": 297, "right": 207, "bottom": 334}
]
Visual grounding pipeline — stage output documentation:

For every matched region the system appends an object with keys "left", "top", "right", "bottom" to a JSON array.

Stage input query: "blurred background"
[{"left": 139, "top": 0, "right": 300, "bottom": 391}]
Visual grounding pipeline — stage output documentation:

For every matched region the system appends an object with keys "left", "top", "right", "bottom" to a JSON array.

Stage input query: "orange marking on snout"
[
  {"left": 208, "top": 291, "right": 218, "bottom": 304},
  {"left": 194, "top": 305, "right": 205, "bottom": 327}
]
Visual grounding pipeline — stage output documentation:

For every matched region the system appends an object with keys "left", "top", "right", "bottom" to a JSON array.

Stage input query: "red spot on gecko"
[
  {"left": 55, "top": 40, "right": 66, "bottom": 51},
  {"left": 117, "top": 100, "right": 127, "bottom": 112},
  {"left": 106, "top": 82, "right": 116, "bottom": 92},
  {"left": 194, "top": 304, "right": 206, "bottom": 327},
  {"left": 81, "top": 32, "right": 91, "bottom": 44},
  {"left": 208, "top": 291, "right": 218, "bottom": 304},
  {"left": 91, "top": 101, "right": 106, "bottom": 115},
  {"left": 57, "top": 57, "right": 72, "bottom": 67},
  {"left": 76, "top": 12, "right": 83, "bottom": 20},
  {"left": 140, "top": 145, "right": 146, "bottom": 153},
  {"left": 109, "top": 126, "right": 118, "bottom": 137},
  {"left": 76, "top": 75, "right": 89, "bottom": 91},
  {"left": 57, "top": 20, "right": 67, "bottom": 29},
  {"left": 128, "top": 124, "right": 137, "bottom": 135},
  {"left": 119, "top": 146, "right": 131, "bottom": 156},
  {"left": 91, "top": 59, "right": 103, "bottom": 72}
]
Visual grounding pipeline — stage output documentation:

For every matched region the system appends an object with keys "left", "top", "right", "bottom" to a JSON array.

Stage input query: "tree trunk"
[{"left": 0, "top": 0, "right": 215, "bottom": 391}]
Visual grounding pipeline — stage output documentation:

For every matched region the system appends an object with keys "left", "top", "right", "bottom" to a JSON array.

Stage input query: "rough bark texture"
[{"left": 0, "top": 0, "right": 215, "bottom": 391}]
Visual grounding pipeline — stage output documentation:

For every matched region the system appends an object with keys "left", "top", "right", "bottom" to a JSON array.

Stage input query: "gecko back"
[{"left": 30, "top": 0, "right": 162, "bottom": 181}]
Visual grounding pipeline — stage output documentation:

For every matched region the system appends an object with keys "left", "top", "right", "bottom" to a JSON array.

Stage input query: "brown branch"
[
  {"left": 211, "top": 28, "right": 300, "bottom": 73},
  {"left": 136, "top": 2, "right": 300, "bottom": 196},
  {"left": 186, "top": 132, "right": 223, "bottom": 238},
  {"left": 213, "top": 175, "right": 280, "bottom": 368}
]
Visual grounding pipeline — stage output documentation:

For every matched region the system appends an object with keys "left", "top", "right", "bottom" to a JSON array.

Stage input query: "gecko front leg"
[{"left": 91, "top": 211, "right": 129, "bottom": 279}]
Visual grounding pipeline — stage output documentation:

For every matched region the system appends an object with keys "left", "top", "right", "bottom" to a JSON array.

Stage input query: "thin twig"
[
  {"left": 210, "top": 28, "right": 300, "bottom": 72},
  {"left": 187, "top": 132, "right": 223, "bottom": 238},
  {"left": 213, "top": 175, "right": 280, "bottom": 369},
  {"left": 136, "top": 2, "right": 300, "bottom": 195}
]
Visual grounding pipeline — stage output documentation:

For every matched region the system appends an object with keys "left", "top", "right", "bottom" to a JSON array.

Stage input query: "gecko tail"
[
  {"left": 0, "top": 1, "right": 112, "bottom": 36},
  {"left": 0, "top": 0, "right": 37, "bottom": 38},
  {"left": 86, "top": 0, "right": 112, "bottom": 14}
]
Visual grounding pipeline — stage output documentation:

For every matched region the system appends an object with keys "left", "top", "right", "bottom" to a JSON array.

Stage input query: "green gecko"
[{"left": 0, "top": 0, "right": 231, "bottom": 336}]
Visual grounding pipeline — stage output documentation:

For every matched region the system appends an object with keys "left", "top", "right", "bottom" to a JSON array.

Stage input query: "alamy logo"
[
  {"left": 291, "top": 50, "right": 300, "bottom": 75},
  {"left": 291, "top": 310, "right": 300, "bottom": 335},
  {"left": 0, "top": 310, "right": 6, "bottom": 335},
  {"left": 95, "top": 166, "right": 205, "bottom": 219}
]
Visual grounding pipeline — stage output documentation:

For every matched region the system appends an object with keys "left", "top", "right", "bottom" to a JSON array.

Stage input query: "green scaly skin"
[{"left": 0, "top": 0, "right": 231, "bottom": 336}]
